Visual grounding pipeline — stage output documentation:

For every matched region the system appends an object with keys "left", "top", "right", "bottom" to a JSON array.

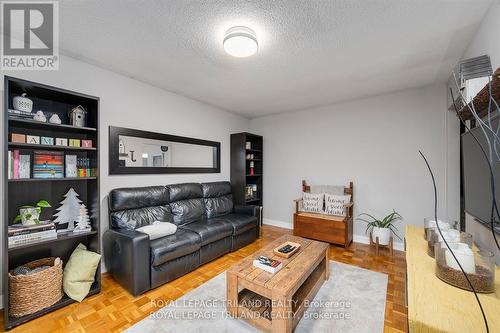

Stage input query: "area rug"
[{"left": 127, "top": 261, "right": 388, "bottom": 333}]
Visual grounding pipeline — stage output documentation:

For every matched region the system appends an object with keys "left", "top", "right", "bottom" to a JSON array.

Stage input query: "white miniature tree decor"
[
  {"left": 53, "top": 188, "right": 82, "bottom": 231},
  {"left": 74, "top": 203, "right": 91, "bottom": 233}
]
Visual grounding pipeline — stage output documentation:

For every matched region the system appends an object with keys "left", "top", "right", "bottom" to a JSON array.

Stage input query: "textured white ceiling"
[{"left": 59, "top": 0, "right": 493, "bottom": 118}]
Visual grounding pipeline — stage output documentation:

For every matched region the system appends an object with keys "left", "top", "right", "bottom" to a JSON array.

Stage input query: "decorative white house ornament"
[
  {"left": 53, "top": 188, "right": 82, "bottom": 231},
  {"left": 69, "top": 105, "right": 87, "bottom": 127},
  {"left": 74, "top": 203, "right": 91, "bottom": 233}
]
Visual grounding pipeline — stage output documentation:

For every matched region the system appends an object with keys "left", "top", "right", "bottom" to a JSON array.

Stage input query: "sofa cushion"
[
  {"left": 201, "top": 182, "right": 231, "bottom": 198},
  {"left": 110, "top": 205, "right": 172, "bottom": 229},
  {"left": 180, "top": 219, "right": 234, "bottom": 245},
  {"left": 214, "top": 213, "right": 258, "bottom": 235},
  {"left": 109, "top": 186, "right": 169, "bottom": 211},
  {"left": 204, "top": 195, "right": 233, "bottom": 218},
  {"left": 150, "top": 229, "right": 201, "bottom": 267},
  {"left": 169, "top": 198, "right": 206, "bottom": 225},
  {"left": 168, "top": 183, "right": 203, "bottom": 202}
]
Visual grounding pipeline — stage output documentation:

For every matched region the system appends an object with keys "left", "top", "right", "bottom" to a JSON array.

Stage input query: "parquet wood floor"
[{"left": 0, "top": 225, "right": 407, "bottom": 333}]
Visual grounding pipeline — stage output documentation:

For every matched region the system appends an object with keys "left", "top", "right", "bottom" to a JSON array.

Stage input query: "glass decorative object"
[
  {"left": 435, "top": 242, "right": 495, "bottom": 293},
  {"left": 423, "top": 218, "right": 458, "bottom": 240},
  {"left": 426, "top": 228, "right": 471, "bottom": 258}
]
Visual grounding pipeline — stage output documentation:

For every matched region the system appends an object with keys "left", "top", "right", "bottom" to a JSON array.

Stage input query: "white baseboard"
[
  {"left": 263, "top": 218, "right": 292, "bottom": 229},
  {"left": 353, "top": 234, "right": 405, "bottom": 251},
  {"left": 263, "top": 218, "right": 405, "bottom": 251}
]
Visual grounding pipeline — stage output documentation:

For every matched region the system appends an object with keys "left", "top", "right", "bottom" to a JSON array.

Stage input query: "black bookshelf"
[
  {"left": 3, "top": 76, "right": 100, "bottom": 330},
  {"left": 230, "top": 132, "right": 263, "bottom": 207}
]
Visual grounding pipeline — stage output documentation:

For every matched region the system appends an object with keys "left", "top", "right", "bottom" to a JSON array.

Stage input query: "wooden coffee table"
[{"left": 227, "top": 235, "right": 329, "bottom": 333}]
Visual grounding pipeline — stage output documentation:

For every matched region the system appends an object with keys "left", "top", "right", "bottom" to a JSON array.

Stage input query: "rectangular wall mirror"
[{"left": 109, "top": 126, "right": 220, "bottom": 174}]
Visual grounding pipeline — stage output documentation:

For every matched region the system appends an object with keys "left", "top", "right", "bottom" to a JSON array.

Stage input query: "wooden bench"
[{"left": 293, "top": 180, "right": 353, "bottom": 248}]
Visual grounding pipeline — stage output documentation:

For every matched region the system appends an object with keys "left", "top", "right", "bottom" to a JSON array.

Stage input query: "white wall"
[
  {"left": 250, "top": 84, "right": 454, "bottom": 245},
  {"left": 463, "top": 1, "right": 500, "bottom": 69},
  {"left": 0, "top": 55, "right": 249, "bottom": 289}
]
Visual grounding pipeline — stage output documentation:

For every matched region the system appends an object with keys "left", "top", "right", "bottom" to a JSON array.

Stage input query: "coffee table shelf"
[{"left": 227, "top": 235, "right": 329, "bottom": 333}]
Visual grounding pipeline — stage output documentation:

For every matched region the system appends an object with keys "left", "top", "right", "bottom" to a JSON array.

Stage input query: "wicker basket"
[{"left": 8, "top": 257, "right": 63, "bottom": 317}]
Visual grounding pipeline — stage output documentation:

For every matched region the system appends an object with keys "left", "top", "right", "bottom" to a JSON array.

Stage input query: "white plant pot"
[
  {"left": 372, "top": 227, "right": 391, "bottom": 245},
  {"left": 20, "top": 207, "right": 40, "bottom": 226}
]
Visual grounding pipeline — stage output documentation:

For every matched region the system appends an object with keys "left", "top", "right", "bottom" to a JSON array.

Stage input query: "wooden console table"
[
  {"left": 227, "top": 235, "right": 329, "bottom": 332},
  {"left": 405, "top": 225, "right": 500, "bottom": 332}
]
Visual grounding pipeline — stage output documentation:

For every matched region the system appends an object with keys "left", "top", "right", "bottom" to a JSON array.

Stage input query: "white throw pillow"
[
  {"left": 136, "top": 221, "right": 177, "bottom": 240},
  {"left": 324, "top": 194, "right": 351, "bottom": 216},
  {"left": 302, "top": 192, "right": 324, "bottom": 213}
]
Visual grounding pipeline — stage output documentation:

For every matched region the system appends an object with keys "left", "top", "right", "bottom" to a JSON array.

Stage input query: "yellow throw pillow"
[{"left": 63, "top": 243, "right": 101, "bottom": 302}]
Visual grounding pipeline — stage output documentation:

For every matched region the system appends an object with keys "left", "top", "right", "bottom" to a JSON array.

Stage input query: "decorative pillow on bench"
[
  {"left": 302, "top": 192, "right": 324, "bottom": 213},
  {"left": 324, "top": 194, "right": 351, "bottom": 216}
]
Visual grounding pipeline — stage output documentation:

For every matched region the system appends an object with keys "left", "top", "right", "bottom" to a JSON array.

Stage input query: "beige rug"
[{"left": 127, "top": 261, "right": 387, "bottom": 333}]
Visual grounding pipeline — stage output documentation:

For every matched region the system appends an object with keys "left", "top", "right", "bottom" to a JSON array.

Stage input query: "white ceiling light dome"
[{"left": 223, "top": 26, "right": 258, "bottom": 58}]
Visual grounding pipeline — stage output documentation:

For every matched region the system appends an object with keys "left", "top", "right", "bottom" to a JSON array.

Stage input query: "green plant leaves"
[
  {"left": 36, "top": 200, "right": 51, "bottom": 208},
  {"left": 357, "top": 210, "right": 403, "bottom": 237}
]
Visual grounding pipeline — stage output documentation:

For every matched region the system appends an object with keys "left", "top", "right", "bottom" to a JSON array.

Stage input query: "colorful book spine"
[
  {"left": 8, "top": 151, "right": 12, "bottom": 179},
  {"left": 13, "top": 150, "right": 19, "bottom": 179}
]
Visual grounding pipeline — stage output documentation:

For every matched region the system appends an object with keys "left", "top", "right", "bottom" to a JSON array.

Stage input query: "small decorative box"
[
  {"left": 69, "top": 139, "right": 81, "bottom": 147},
  {"left": 81, "top": 139, "right": 92, "bottom": 148},
  {"left": 41, "top": 137, "right": 54, "bottom": 145},
  {"left": 55, "top": 138, "right": 68, "bottom": 146},
  {"left": 10, "top": 133, "right": 26, "bottom": 143},
  {"left": 26, "top": 135, "right": 40, "bottom": 144}
]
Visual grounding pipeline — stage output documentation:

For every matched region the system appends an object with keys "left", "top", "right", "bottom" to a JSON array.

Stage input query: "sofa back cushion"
[
  {"left": 109, "top": 186, "right": 171, "bottom": 229},
  {"left": 168, "top": 183, "right": 205, "bottom": 225},
  {"left": 202, "top": 182, "right": 233, "bottom": 218}
]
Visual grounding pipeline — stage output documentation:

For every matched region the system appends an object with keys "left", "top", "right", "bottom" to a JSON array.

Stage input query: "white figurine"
[
  {"left": 74, "top": 203, "right": 91, "bottom": 233},
  {"left": 33, "top": 110, "right": 47, "bottom": 122},
  {"left": 49, "top": 113, "right": 62, "bottom": 124}
]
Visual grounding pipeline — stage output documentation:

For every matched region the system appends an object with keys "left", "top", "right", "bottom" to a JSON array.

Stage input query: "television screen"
[{"left": 462, "top": 116, "right": 500, "bottom": 225}]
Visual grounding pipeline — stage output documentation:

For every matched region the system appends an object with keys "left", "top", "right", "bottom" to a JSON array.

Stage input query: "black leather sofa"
[{"left": 103, "top": 181, "right": 260, "bottom": 296}]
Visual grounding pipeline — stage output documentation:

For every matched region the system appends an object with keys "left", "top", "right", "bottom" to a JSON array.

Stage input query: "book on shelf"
[
  {"left": 252, "top": 256, "right": 283, "bottom": 274},
  {"left": 8, "top": 229, "right": 57, "bottom": 246},
  {"left": 8, "top": 221, "right": 56, "bottom": 237},
  {"left": 8, "top": 109, "right": 34, "bottom": 119},
  {"left": 33, "top": 150, "right": 64, "bottom": 179},
  {"left": 8, "top": 150, "right": 31, "bottom": 179}
]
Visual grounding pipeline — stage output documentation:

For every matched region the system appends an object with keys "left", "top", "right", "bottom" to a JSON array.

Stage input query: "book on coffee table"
[{"left": 252, "top": 255, "right": 283, "bottom": 274}]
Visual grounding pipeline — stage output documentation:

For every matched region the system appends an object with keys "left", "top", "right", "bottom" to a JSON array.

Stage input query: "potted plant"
[
  {"left": 13, "top": 200, "right": 51, "bottom": 226},
  {"left": 357, "top": 210, "right": 402, "bottom": 245}
]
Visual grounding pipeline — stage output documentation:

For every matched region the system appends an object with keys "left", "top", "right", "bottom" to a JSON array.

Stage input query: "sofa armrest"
[
  {"left": 234, "top": 204, "right": 259, "bottom": 216},
  {"left": 234, "top": 205, "right": 262, "bottom": 234},
  {"left": 103, "top": 229, "right": 150, "bottom": 296}
]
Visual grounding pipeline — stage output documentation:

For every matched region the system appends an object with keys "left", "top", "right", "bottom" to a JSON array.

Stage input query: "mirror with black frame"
[{"left": 109, "top": 126, "right": 220, "bottom": 174}]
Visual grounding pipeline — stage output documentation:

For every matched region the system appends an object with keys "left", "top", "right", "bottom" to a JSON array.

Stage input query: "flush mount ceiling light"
[{"left": 223, "top": 26, "right": 258, "bottom": 58}]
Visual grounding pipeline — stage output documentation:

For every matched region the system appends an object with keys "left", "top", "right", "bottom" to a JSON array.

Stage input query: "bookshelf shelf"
[
  {"left": 8, "top": 177, "right": 97, "bottom": 182},
  {"left": 8, "top": 230, "right": 98, "bottom": 252},
  {"left": 6, "top": 284, "right": 100, "bottom": 328},
  {"left": 8, "top": 118, "right": 97, "bottom": 133},
  {"left": 3, "top": 76, "right": 101, "bottom": 330},
  {"left": 8, "top": 142, "right": 96, "bottom": 151}
]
